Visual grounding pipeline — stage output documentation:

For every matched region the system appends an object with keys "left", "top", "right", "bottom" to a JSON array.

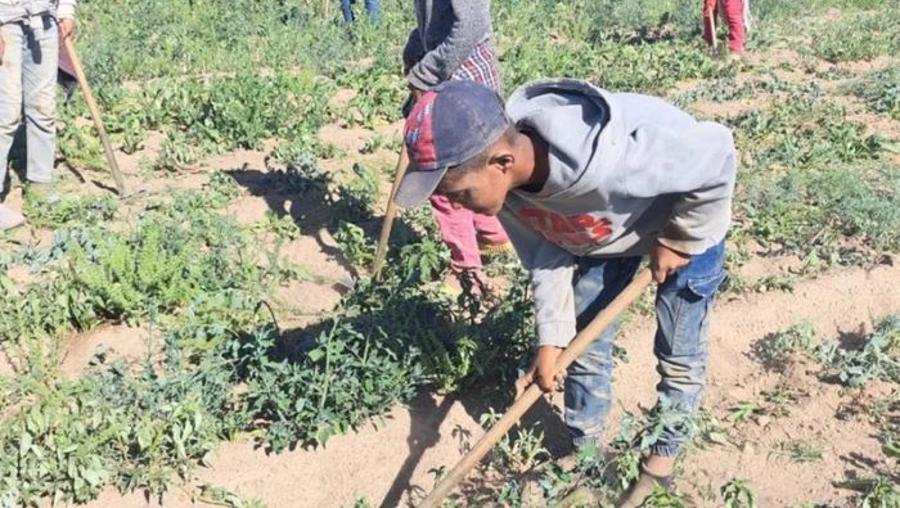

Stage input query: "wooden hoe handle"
[
  {"left": 63, "top": 37, "right": 127, "bottom": 195},
  {"left": 419, "top": 269, "right": 654, "bottom": 508},
  {"left": 371, "top": 144, "right": 409, "bottom": 278}
]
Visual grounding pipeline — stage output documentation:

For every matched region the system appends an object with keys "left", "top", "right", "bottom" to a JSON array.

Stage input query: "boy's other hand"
[
  {"left": 59, "top": 18, "right": 76, "bottom": 40},
  {"left": 651, "top": 242, "right": 690, "bottom": 283},
  {"left": 515, "top": 346, "right": 565, "bottom": 398}
]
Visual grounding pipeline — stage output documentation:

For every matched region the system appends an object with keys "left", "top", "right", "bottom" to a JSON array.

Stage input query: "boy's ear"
[{"left": 489, "top": 151, "right": 515, "bottom": 173}]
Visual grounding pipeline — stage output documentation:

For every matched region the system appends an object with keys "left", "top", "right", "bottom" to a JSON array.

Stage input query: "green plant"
[
  {"left": 872, "top": 390, "right": 900, "bottom": 463},
  {"left": 846, "top": 66, "right": 900, "bottom": 120},
  {"left": 762, "top": 384, "right": 808, "bottom": 418},
  {"left": 722, "top": 479, "right": 756, "bottom": 508},
  {"left": 351, "top": 497, "right": 373, "bottom": 508},
  {"left": 811, "top": 11, "right": 899, "bottom": 63},
  {"left": 770, "top": 439, "right": 824, "bottom": 463},
  {"left": 496, "top": 480, "right": 523, "bottom": 508},
  {"left": 731, "top": 91, "right": 897, "bottom": 263},
  {"left": 196, "top": 484, "right": 267, "bottom": 508},
  {"left": 246, "top": 322, "right": 422, "bottom": 451},
  {"left": 480, "top": 408, "right": 550, "bottom": 473},
  {"left": 23, "top": 194, "right": 118, "bottom": 229},
  {"left": 152, "top": 129, "right": 201, "bottom": 171},
  {"left": 334, "top": 222, "right": 375, "bottom": 268},
  {"left": 336, "top": 163, "right": 380, "bottom": 220},
  {"left": 336, "top": 56, "right": 406, "bottom": 128},
  {"left": 752, "top": 322, "right": 819, "bottom": 370},
  {"left": 837, "top": 477, "right": 900, "bottom": 508},
  {"left": 817, "top": 316, "right": 900, "bottom": 387},
  {"left": 263, "top": 212, "right": 301, "bottom": 241},
  {"left": 359, "top": 134, "right": 387, "bottom": 154},
  {"left": 638, "top": 486, "right": 689, "bottom": 507},
  {"left": 726, "top": 401, "right": 764, "bottom": 425}
]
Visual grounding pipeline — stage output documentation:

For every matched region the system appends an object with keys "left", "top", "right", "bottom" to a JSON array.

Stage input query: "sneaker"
[
  {"left": 617, "top": 464, "right": 674, "bottom": 508},
  {"left": 25, "top": 181, "right": 61, "bottom": 206},
  {"left": 0, "top": 203, "right": 25, "bottom": 231}
]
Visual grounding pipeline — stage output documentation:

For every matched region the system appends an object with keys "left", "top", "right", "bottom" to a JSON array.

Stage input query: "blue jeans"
[
  {"left": 565, "top": 241, "right": 727, "bottom": 457},
  {"left": 0, "top": 16, "right": 58, "bottom": 193},
  {"left": 340, "top": 0, "right": 380, "bottom": 23}
]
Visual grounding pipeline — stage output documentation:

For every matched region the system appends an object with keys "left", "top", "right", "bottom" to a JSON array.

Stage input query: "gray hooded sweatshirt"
[
  {"left": 403, "top": 0, "right": 492, "bottom": 90},
  {"left": 498, "top": 79, "right": 736, "bottom": 349}
]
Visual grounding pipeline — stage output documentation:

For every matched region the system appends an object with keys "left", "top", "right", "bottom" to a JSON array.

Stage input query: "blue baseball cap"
[{"left": 395, "top": 80, "right": 511, "bottom": 208}]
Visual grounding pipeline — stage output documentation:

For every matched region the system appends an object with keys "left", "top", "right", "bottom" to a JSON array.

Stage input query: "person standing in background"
[
  {"left": 703, "top": 0, "right": 749, "bottom": 57},
  {"left": 0, "top": 0, "right": 76, "bottom": 230},
  {"left": 403, "top": 0, "right": 510, "bottom": 295},
  {"left": 341, "top": 0, "right": 380, "bottom": 24}
]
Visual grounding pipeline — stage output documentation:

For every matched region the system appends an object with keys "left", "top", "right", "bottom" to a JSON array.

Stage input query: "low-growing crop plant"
[
  {"left": 837, "top": 477, "right": 900, "bottom": 508},
  {"left": 752, "top": 322, "right": 819, "bottom": 371},
  {"left": 770, "top": 439, "right": 824, "bottom": 463},
  {"left": 811, "top": 11, "right": 899, "bottom": 63},
  {"left": 195, "top": 484, "right": 267, "bottom": 508},
  {"left": 261, "top": 212, "right": 302, "bottom": 241},
  {"left": 726, "top": 400, "right": 764, "bottom": 425},
  {"left": 23, "top": 193, "right": 118, "bottom": 229},
  {"left": 480, "top": 408, "right": 550, "bottom": 473},
  {"left": 817, "top": 316, "right": 900, "bottom": 387},
  {"left": 846, "top": 66, "right": 900, "bottom": 120},
  {"left": 722, "top": 478, "right": 756, "bottom": 508},
  {"left": 762, "top": 384, "right": 808, "bottom": 418},
  {"left": 336, "top": 163, "right": 380, "bottom": 221},
  {"left": 638, "top": 486, "right": 690, "bottom": 507},
  {"left": 334, "top": 222, "right": 375, "bottom": 268}
]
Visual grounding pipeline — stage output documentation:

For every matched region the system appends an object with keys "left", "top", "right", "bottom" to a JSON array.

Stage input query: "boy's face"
[{"left": 437, "top": 157, "right": 513, "bottom": 216}]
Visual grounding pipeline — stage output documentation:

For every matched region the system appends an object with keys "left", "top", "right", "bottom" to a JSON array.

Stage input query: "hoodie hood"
[{"left": 506, "top": 78, "right": 627, "bottom": 202}]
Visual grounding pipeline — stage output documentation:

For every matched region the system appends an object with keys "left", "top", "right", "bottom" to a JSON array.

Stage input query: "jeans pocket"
[
  {"left": 657, "top": 271, "right": 726, "bottom": 357},
  {"left": 686, "top": 271, "right": 728, "bottom": 300}
]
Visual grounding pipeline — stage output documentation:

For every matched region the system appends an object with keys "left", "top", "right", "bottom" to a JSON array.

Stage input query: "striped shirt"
[{"left": 451, "top": 40, "right": 502, "bottom": 93}]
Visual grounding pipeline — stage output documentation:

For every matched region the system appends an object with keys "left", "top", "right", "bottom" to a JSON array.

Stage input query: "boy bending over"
[{"left": 395, "top": 79, "right": 735, "bottom": 505}]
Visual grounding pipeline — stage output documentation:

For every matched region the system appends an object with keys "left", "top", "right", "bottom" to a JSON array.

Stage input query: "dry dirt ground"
[
  {"left": 3, "top": 27, "right": 899, "bottom": 508},
  {"left": 74, "top": 263, "right": 900, "bottom": 508}
]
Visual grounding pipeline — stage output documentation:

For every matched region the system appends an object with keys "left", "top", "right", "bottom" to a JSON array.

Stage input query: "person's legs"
[
  {"left": 0, "top": 23, "right": 24, "bottom": 195},
  {"left": 564, "top": 256, "right": 642, "bottom": 448},
  {"left": 0, "top": 23, "right": 25, "bottom": 229},
  {"left": 364, "top": 0, "right": 380, "bottom": 22},
  {"left": 340, "top": 0, "right": 355, "bottom": 23},
  {"left": 701, "top": 0, "right": 720, "bottom": 48},
  {"left": 430, "top": 194, "right": 484, "bottom": 277},
  {"left": 720, "top": 0, "right": 746, "bottom": 54},
  {"left": 649, "top": 241, "right": 727, "bottom": 458},
  {"left": 22, "top": 16, "right": 58, "bottom": 186},
  {"left": 618, "top": 243, "right": 726, "bottom": 507},
  {"left": 472, "top": 211, "right": 509, "bottom": 247}
]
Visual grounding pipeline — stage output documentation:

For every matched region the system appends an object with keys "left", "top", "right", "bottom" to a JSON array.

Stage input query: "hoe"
[{"left": 62, "top": 38, "right": 127, "bottom": 196}]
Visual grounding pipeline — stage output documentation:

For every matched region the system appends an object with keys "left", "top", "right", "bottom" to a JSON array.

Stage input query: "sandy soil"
[{"left": 76, "top": 263, "right": 900, "bottom": 508}]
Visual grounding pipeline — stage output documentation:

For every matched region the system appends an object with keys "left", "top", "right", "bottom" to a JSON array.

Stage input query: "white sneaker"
[{"left": 0, "top": 203, "right": 25, "bottom": 231}]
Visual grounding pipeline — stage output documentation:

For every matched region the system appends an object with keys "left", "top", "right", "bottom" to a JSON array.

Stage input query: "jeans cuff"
[
  {"left": 572, "top": 433, "right": 603, "bottom": 450},
  {"left": 649, "top": 442, "right": 680, "bottom": 458}
]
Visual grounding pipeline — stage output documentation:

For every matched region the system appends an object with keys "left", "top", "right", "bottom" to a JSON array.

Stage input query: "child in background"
[
  {"left": 395, "top": 79, "right": 735, "bottom": 506},
  {"left": 402, "top": 0, "right": 509, "bottom": 293},
  {"left": 0, "top": 0, "right": 76, "bottom": 230},
  {"left": 703, "top": 0, "right": 750, "bottom": 56}
]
